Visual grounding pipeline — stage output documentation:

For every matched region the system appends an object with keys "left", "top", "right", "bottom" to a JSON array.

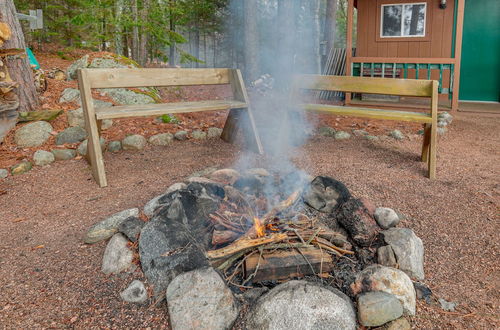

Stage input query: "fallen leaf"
[
  {"left": 32, "top": 245, "right": 45, "bottom": 250},
  {"left": 11, "top": 217, "right": 26, "bottom": 223}
]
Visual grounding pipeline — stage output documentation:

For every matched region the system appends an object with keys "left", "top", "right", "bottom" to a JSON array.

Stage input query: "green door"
[{"left": 459, "top": 0, "right": 500, "bottom": 102}]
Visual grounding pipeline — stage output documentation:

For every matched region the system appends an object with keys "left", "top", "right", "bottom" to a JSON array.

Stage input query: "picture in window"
[{"left": 381, "top": 3, "right": 426, "bottom": 37}]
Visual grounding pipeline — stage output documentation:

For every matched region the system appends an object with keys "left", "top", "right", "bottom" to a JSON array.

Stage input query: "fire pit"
[{"left": 88, "top": 167, "right": 425, "bottom": 329}]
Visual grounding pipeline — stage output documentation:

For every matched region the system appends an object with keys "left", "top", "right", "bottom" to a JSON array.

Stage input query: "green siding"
[{"left": 459, "top": 0, "right": 500, "bottom": 101}]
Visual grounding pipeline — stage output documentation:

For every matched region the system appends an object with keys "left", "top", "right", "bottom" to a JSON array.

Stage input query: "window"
[{"left": 381, "top": 3, "right": 427, "bottom": 38}]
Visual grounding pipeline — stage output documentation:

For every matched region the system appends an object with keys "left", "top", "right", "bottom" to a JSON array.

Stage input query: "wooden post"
[
  {"left": 345, "top": 0, "right": 354, "bottom": 105},
  {"left": 428, "top": 81, "right": 438, "bottom": 179},
  {"left": 451, "top": 0, "right": 465, "bottom": 112}
]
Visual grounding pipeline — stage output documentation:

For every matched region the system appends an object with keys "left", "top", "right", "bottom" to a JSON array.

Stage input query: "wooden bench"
[
  {"left": 77, "top": 68, "right": 263, "bottom": 187},
  {"left": 294, "top": 75, "right": 438, "bottom": 179}
]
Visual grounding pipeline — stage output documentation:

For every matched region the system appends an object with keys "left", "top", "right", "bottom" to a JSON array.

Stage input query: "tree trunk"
[
  {"left": 131, "top": 0, "right": 139, "bottom": 61},
  {"left": 138, "top": 0, "right": 150, "bottom": 66},
  {"left": 310, "top": 0, "right": 321, "bottom": 74},
  {"left": 193, "top": 27, "right": 200, "bottom": 68},
  {"left": 114, "top": 0, "right": 124, "bottom": 55},
  {"left": 244, "top": 0, "right": 259, "bottom": 82},
  {"left": 169, "top": 0, "right": 176, "bottom": 66},
  {"left": 0, "top": 0, "right": 39, "bottom": 112},
  {"left": 322, "top": 0, "right": 337, "bottom": 71}
]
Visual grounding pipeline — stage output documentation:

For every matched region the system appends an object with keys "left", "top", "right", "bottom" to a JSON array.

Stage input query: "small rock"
[
  {"left": 413, "top": 282, "right": 432, "bottom": 304},
  {"left": 318, "top": 126, "right": 336, "bottom": 137},
  {"left": 101, "top": 233, "right": 134, "bottom": 274},
  {"left": 383, "top": 228, "right": 425, "bottom": 280},
  {"left": 52, "top": 149, "right": 76, "bottom": 161},
  {"left": 67, "top": 108, "right": 85, "bottom": 128},
  {"left": 191, "top": 130, "right": 207, "bottom": 140},
  {"left": 357, "top": 291, "right": 403, "bottom": 327},
  {"left": 374, "top": 207, "right": 400, "bottom": 229},
  {"left": 118, "top": 216, "right": 144, "bottom": 242},
  {"left": 385, "top": 317, "right": 412, "bottom": 330},
  {"left": 84, "top": 208, "right": 139, "bottom": 244},
  {"left": 33, "top": 150, "right": 55, "bottom": 166},
  {"left": 334, "top": 130, "right": 351, "bottom": 140},
  {"left": 148, "top": 133, "right": 173, "bottom": 146},
  {"left": 364, "top": 135, "right": 379, "bottom": 141},
  {"left": 0, "top": 169, "right": 8, "bottom": 178},
  {"left": 209, "top": 168, "right": 240, "bottom": 185},
  {"left": 11, "top": 161, "right": 32, "bottom": 175},
  {"left": 77, "top": 138, "right": 107, "bottom": 156},
  {"left": 438, "top": 298, "right": 457, "bottom": 312},
  {"left": 101, "top": 119, "right": 113, "bottom": 130},
  {"left": 120, "top": 280, "right": 148, "bottom": 304},
  {"left": 438, "top": 111, "right": 453, "bottom": 125},
  {"left": 351, "top": 265, "right": 416, "bottom": 315},
  {"left": 207, "top": 127, "right": 223, "bottom": 138},
  {"left": 166, "top": 267, "right": 240, "bottom": 330},
  {"left": 389, "top": 130, "right": 405, "bottom": 140},
  {"left": 59, "top": 88, "right": 81, "bottom": 103},
  {"left": 107, "top": 140, "right": 122, "bottom": 153},
  {"left": 437, "top": 127, "right": 448, "bottom": 135},
  {"left": 352, "top": 129, "right": 368, "bottom": 137},
  {"left": 247, "top": 280, "right": 356, "bottom": 330},
  {"left": 377, "top": 245, "right": 398, "bottom": 268},
  {"left": 14, "top": 121, "right": 53, "bottom": 147},
  {"left": 122, "top": 134, "right": 147, "bottom": 151},
  {"left": 55, "top": 127, "right": 87, "bottom": 145},
  {"left": 174, "top": 130, "right": 188, "bottom": 140}
]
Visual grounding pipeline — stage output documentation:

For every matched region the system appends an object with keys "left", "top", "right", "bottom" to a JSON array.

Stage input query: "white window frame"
[{"left": 380, "top": 2, "right": 427, "bottom": 38}]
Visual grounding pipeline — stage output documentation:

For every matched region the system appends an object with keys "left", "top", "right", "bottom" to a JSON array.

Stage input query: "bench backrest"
[{"left": 293, "top": 74, "right": 434, "bottom": 97}]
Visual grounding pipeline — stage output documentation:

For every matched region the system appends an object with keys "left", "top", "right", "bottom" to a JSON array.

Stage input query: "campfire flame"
[{"left": 253, "top": 217, "right": 266, "bottom": 238}]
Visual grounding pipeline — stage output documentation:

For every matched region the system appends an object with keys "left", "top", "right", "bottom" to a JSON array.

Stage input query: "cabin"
[{"left": 345, "top": 0, "right": 500, "bottom": 111}]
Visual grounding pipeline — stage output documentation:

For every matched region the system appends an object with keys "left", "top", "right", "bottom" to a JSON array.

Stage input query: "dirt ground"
[{"left": 0, "top": 109, "right": 498, "bottom": 329}]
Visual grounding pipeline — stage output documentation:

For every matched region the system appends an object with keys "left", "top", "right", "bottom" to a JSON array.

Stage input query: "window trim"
[
  {"left": 380, "top": 2, "right": 427, "bottom": 38},
  {"left": 375, "top": 0, "right": 432, "bottom": 43}
]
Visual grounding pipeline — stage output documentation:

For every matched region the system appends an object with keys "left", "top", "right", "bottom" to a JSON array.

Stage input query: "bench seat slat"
[
  {"left": 301, "top": 104, "right": 433, "bottom": 123},
  {"left": 95, "top": 100, "right": 247, "bottom": 120}
]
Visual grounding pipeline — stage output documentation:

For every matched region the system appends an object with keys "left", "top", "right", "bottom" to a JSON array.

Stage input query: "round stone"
[
  {"left": 122, "top": 134, "right": 147, "bottom": 151},
  {"left": 14, "top": 121, "right": 53, "bottom": 147},
  {"left": 33, "top": 150, "right": 55, "bottom": 166}
]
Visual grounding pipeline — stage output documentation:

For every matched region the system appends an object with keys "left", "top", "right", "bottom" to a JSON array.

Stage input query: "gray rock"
[
  {"left": 122, "top": 134, "right": 147, "bottom": 151},
  {"left": 383, "top": 228, "right": 425, "bottom": 280},
  {"left": 33, "top": 150, "right": 55, "bottom": 166},
  {"left": 108, "top": 140, "right": 122, "bottom": 153},
  {"left": 207, "top": 127, "right": 223, "bottom": 138},
  {"left": 375, "top": 207, "right": 400, "bottom": 229},
  {"left": 389, "top": 130, "right": 405, "bottom": 140},
  {"left": 14, "top": 121, "right": 53, "bottom": 147},
  {"left": 385, "top": 317, "right": 412, "bottom": 330},
  {"left": 166, "top": 267, "right": 240, "bottom": 330},
  {"left": 413, "top": 282, "right": 432, "bottom": 304},
  {"left": 357, "top": 291, "right": 403, "bottom": 327},
  {"left": 84, "top": 208, "right": 139, "bottom": 244},
  {"left": 101, "top": 233, "right": 134, "bottom": 274},
  {"left": 438, "top": 298, "right": 457, "bottom": 312},
  {"left": 55, "top": 127, "right": 87, "bottom": 145},
  {"left": 118, "top": 216, "right": 144, "bottom": 242},
  {"left": 143, "top": 183, "right": 188, "bottom": 218},
  {"left": 101, "top": 88, "right": 155, "bottom": 105},
  {"left": 0, "top": 169, "right": 8, "bottom": 178},
  {"left": 243, "top": 168, "right": 270, "bottom": 177},
  {"left": 120, "top": 280, "right": 148, "bottom": 304},
  {"left": 77, "top": 138, "right": 107, "bottom": 156},
  {"left": 51, "top": 149, "right": 76, "bottom": 161},
  {"left": 377, "top": 245, "right": 398, "bottom": 268},
  {"left": 11, "top": 161, "right": 32, "bottom": 175},
  {"left": 303, "top": 176, "right": 351, "bottom": 213},
  {"left": 318, "top": 126, "right": 336, "bottom": 137},
  {"left": 240, "top": 287, "right": 269, "bottom": 303},
  {"left": 101, "top": 119, "right": 113, "bottom": 130},
  {"left": 364, "top": 135, "right": 379, "bottom": 141},
  {"left": 191, "top": 130, "right": 207, "bottom": 140},
  {"left": 174, "top": 130, "right": 188, "bottom": 140},
  {"left": 351, "top": 265, "right": 416, "bottom": 315},
  {"left": 89, "top": 57, "right": 129, "bottom": 69},
  {"left": 67, "top": 104, "right": 113, "bottom": 128},
  {"left": 334, "top": 130, "right": 351, "bottom": 140},
  {"left": 148, "top": 133, "right": 173, "bottom": 146},
  {"left": 352, "top": 129, "right": 368, "bottom": 137},
  {"left": 59, "top": 88, "right": 81, "bottom": 103},
  {"left": 247, "top": 280, "right": 356, "bottom": 330},
  {"left": 438, "top": 111, "right": 453, "bottom": 125},
  {"left": 66, "top": 54, "right": 89, "bottom": 80},
  {"left": 209, "top": 168, "right": 240, "bottom": 185},
  {"left": 165, "top": 182, "right": 188, "bottom": 194},
  {"left": 437, "top": 127, "right": 448, "bottom": 135}
]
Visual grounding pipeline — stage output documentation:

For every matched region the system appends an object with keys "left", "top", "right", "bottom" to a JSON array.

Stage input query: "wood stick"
[
  {"left": 207, "top": 233, "right": 288, "bottom": 260},
  {"left": 212, "top": 230, "right": 240, "bottom": 246}
]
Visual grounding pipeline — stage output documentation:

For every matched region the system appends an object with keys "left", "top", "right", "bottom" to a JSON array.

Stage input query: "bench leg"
[
  {"left": 222, "top": 107, "right": 264, "bottom": 155},
  {"left": 86, "top": 117, "right": 107, "bottom": 187},
  {"left": 428, "top": 123, "right": 437, "bottom": 179},
  {"left": 421, "top": 123, "right": 431, "bottom": 162}
]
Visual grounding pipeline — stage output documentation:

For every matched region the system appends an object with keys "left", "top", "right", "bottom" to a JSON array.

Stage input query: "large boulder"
[
  {"left": 166, "top": 267, "right": 240, "bottom": 330},
  {"left": 336, "top": 198, "right": 380, "bottom": 246},
  {"left": 382, "top": 228, "right": 425, "bottom": 280},
  {"left": 351, "top": 265, "right": 416, "bottom": 315},
  {"left": 303, "top": 176, "right": 351, "bottom": 213},
  {"left": 143, "top": 183, "right": 187, "bottom": 218},
  {"left": 66, "top": 54, "right": 89, "bottom": 80},
  {"left": 139, "top": 182, "right": 224, "bottom": 297},
  {"left": 246, "top": 280, "right": 356, "bottom": 330},
  {"left": 84, "top": 208, "right": 139, "bottom": 244},
  {"left": 14, "top": 121, "right": 53, "bottom": 147}
]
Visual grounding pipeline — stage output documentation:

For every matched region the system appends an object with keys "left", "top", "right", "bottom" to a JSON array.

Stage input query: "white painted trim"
[{"left": 380, "top": 2, "right": 427, "bottom": 38}]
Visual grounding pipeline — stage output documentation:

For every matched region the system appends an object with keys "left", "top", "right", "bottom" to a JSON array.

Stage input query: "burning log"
[
  {"left": 212, "top": 230, "right": 240, "bottom": 246},
  {"left": 207, "top": 233, "right": 288, "bottom": 260},
  {"left": 244, "top": 248, "right": 333, "bottom": 282}
]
